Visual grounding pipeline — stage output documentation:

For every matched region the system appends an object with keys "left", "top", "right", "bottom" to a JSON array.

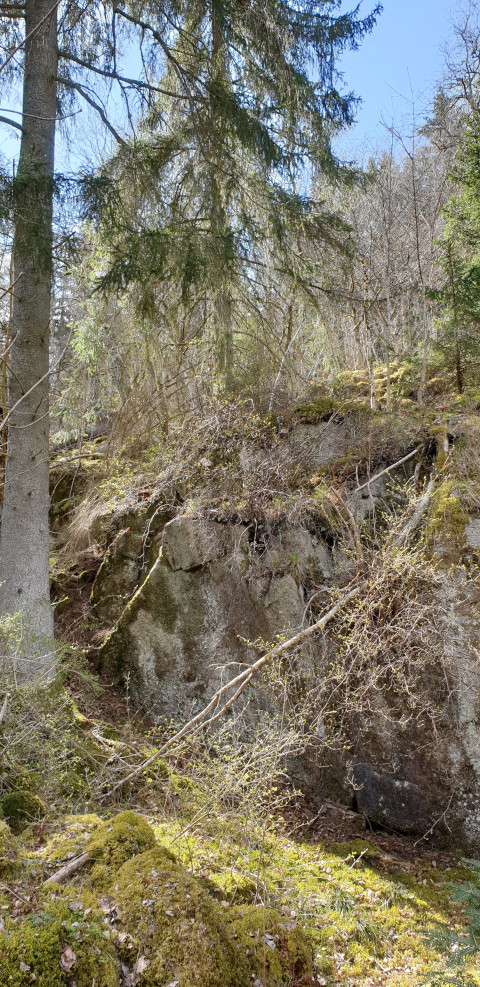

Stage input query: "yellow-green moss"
[
  {"left": 110, "top": 845, "right": 250, "bottom": 987},
  {"left": 229, "top": 904, "right": 315, "bottom": 985},
  {"left": 0, "top": 791, "right": 46, "bottom": 834},
  {"left": 428, "top": 480, "right": 468, "bottom": 555},
  {"left": 38, "top": 813, "right": 103, "bottom": 863},
  {"left": 87, "top": 810, "right": 157, "bottom": 889},
  {"left": 429, "top": 423, "right": 450, "bottom": 468},
  {"left": 0, "top": 886, "right": 118, "bottom": 987},
  {"left": 293, "top": 396, "right": 337, "bottom": 423}
]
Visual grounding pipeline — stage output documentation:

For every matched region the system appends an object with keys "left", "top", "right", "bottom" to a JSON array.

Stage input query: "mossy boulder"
[
  {"left": 110, "top": 846, "right": 247, "bottom": 986},
  {"left": 38, "top": 813, "right": 103, "bottom": 863},
  {"left": 87, "top": 810, "right": 157, "bottom": 890},
  {"left": 293, "top": 396, "right": 337, "bottom": 423},
  {"left": 101, "top": 845, "right": 316, "bottom": 987},
  {"left": 228, "top": 905, "right": 315, "bottom": 986},
  {"left": 0, "top": 885, "right": 119, "bottom": 987},
  {"left": 0, "top": 791, "right": 46, "bottom": 834},
  {"left": 428, "top": 480, "right": 467, "bottom": 558}
]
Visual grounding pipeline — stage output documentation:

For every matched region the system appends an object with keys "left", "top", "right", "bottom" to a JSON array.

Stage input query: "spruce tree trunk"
[
  {"left": 0, "top": 0, "right": 57, "bottom": 683},
  {"left": 210, "top": 0, "right": 234, "bottom": 391}
]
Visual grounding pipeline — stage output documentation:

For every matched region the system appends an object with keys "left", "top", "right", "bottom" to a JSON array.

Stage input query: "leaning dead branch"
[{"left": 354, "top": 445, "right": 421, "bottom": 495}]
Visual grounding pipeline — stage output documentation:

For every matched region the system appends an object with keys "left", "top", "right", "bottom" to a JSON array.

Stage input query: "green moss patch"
[
  {"left": 0, "top": 885, "right": 118, "bottom": 987},
  {"left": 87, "top": 810, "right": 157, "bottom": 889},
  {"left": 0, "top": 792, "right": 46, "bottom": 834},
  {"left": 0, "top": 820, "right": 18, "bottom": 875},
  {"left": 148, "top": 814, "right": 480, "bottom": 986}
]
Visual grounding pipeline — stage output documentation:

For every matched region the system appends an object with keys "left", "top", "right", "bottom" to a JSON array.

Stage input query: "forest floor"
[{"left": 1, "top": 662, "right": 478, "bottom": 987}]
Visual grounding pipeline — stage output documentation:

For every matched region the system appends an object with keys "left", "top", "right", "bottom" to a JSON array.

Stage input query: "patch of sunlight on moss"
[{"left": 150, "top": 815, "right": 476, "bottom": 986}]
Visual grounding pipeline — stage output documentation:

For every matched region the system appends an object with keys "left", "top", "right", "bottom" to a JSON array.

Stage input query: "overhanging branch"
[{"left": 56, "top": 76, "right": 126, "bottom": 146}]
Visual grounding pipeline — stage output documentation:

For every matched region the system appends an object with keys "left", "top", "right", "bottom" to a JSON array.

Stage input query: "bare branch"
[
  {"left": 354, "top": 446, "right": 421, "bottom": 495},
  {"left": 43, "top": 851, "right": 92, "bottom": 886},
  {"left": 57, "top": 49, "right": 188, "bottom": 100},
  {"left": 56, "top": 76, "right": 126, "bottom": 146},
  {"left": 0, "top": 113, "right": 23, "bottom": 132}
]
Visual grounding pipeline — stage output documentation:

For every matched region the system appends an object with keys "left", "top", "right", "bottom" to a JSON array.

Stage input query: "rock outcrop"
[
  {"left": 93, "top": 411, "right": 480, "bottom": 851},
  {"left": 99, "top": 516, "right": 316, "bottom": 719}
]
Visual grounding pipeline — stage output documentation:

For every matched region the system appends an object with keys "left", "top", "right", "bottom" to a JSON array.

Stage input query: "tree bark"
[{"left": 0, "top": 0, "right": 57, "bottom": 683}]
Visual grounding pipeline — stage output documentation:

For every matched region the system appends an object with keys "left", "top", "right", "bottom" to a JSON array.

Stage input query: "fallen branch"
[
  {"left": 43, "top": 851, "right": 92, "bottom": 886},
  {"left": 354, "top": 446, "right": 421, "bottom": 496},
  {"left": 392, "top": 478, "right": 435, "bottom": 548},
  {"left": 0, "top": 692, "right": 10, "bottom": 725}
]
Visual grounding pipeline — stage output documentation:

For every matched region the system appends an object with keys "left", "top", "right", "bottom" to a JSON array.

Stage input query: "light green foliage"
[
  {"left": 293, "top": 396, "right": 338, "bottom": 423},
  {"left": 229, "top": 905, "right": 314, "bottom": 984},
  {"left": 9, "top": 811, "right": 317, "bottom": 987},
  {"left": 424, "top": 860, "right": 480, "bottom": 986}
]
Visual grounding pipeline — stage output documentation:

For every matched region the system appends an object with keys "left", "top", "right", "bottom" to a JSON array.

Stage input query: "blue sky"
[
  {"left": 336, "top": 0, "right": 457, "bottom": 159},
  {"left": 0, "top": 0, "right": 460, "bottom": 169}
]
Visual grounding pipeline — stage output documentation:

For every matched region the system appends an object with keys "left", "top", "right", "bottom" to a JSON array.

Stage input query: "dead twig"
[{"left": 43, "top": 851, "right": 92, "bottom": 886}]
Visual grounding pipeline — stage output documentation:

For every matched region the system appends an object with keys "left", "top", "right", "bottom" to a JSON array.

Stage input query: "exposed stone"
[
  {"left": 262, "top": 527, "right": 332, "bottom": 579},
  {"left": 98, "top": 518, "right": 312, "bottom": 720},
  {"left": 285, "top": 420, "right": 349, "bottom": 469},
  {"left": 353, "top": 762, "right": 433, "bottom": 834},
  {"left": 347, "top": 476, "right": 387, "bottom": 522},
  {"left": 91, "top": 503, "right": 174, "bottom": 622},
  {"left": 465, "top": 518, "right": 480, "bottom": 548},
  {"left": 162, "top": 516, "right": 242, "bottom": 571},
  {"left": 91, "top": 528, "right": 146, "bottom": 622},
  {"left": 263, "top": 574, "right": 304, "bottom": 635}
]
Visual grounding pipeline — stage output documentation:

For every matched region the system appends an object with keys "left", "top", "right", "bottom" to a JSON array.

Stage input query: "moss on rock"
[
  {"left": 39, "top": 813, "right": 103, "bottom": 863},
  {"left": 106, "top": 845, "right": 250, "bottom": 986},
  {"left": 428, "top": 480, "right": 467, "bottom": 557},
  {"left": 0, "top": 791, "right": 46, "bottom": 834},
  {"left": 228, "top": 905, "right": 315, "bottom": 986},
  {"left": 0, "top": 885, "right": 119, "bottom": 987},
  {"left": 293, "top": 396, "right": 337, "bottom": 423},
  {"left": 87, "top": 810, "right": 157, "bottom": 889}
]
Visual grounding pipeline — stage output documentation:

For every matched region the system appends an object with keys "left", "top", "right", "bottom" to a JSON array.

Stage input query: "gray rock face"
[
  {"left": 162, "top": 517, "right": 247, "bottom": 571},
  {"left": 286, "top": 421, "right": 349, "bottom": 468},
  {"left": 465, "top": 518, "right": 480, "bottom": 548},
  {"left": 262, "top": 527, "right": 332, "bottom": 579},
  {"left": 96, "top": 508, "right": 480, "bottom": 852},
  {"left": 353, "top": 763, "right": 433, "bottom": 834},
  {"left": 99, "top": 517, "right": 308, "bottom": 720},
  {"left": 91, "top": 527, "right": 145, "bottom": 622}
]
